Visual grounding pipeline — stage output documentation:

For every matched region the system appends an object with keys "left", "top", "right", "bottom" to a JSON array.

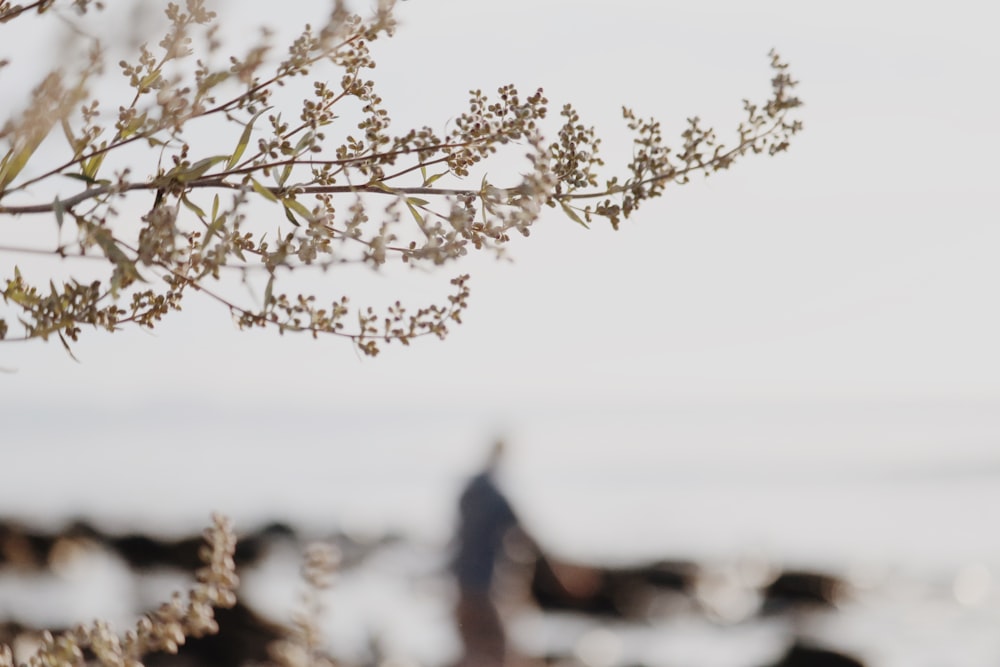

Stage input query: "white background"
[{"left": 1, "top": 0, "right": 1000, "bottom": 569}]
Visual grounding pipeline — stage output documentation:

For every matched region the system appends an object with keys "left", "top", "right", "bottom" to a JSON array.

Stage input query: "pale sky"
[{"left": 2, "top": 0, "right": 1000, "bottom": 561}]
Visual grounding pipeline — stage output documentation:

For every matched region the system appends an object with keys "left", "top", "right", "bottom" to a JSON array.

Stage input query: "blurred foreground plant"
[
  {"left": 268, "top": 543, "right": 339, "bottom": 667},
  {"left": 0, "top": 514, "right": 238, "bottom": 667},
  {"left": 0, "top": 0, "right": 802, "bottom": 356}
]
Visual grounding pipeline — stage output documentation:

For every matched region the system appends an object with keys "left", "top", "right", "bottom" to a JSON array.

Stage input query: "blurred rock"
[
  {"left": 529, "top": 555, "right": 696, "bottom": 619},
  {"left": 144, "top": 601, "right": 290, "bottom": 667},
  {"left": 762, "top": 641, "right": 865, "bottom": 667},
  {"left": 760, "top": 570, "right": 847, "bottom": 615}
]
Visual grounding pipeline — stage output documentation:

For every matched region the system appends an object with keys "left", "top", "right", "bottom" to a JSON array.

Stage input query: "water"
[{"left": 4, "top": 399, "right": 1000, "bottom": 562}]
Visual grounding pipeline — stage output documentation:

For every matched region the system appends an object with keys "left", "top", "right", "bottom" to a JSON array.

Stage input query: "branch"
[
  {"left": 0, "top": 0, "right": 51, "bottom": 23},
  {"left": 0, "top": 112, "right": 791, "bottom": 217}
]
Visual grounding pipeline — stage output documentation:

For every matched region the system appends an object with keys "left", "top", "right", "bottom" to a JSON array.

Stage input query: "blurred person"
[{"left": 451, "top": 440, "right": 524, "bottom": 667}]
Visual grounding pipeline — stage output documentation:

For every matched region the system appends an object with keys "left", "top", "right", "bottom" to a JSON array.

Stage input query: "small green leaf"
[
  {"left": 249, "top": 177, "right": 279, "bottom": 202},
  {"left": 63, "top": 172, "right": 100, "bottom": 185},
  {"left": 200, "top": 211, "right": 227, "bottom": 249},
  {"left": 559, "top": 200, "right": 589, "bottom": 228},
  {"left": 293, "top": 132, "right": 316, "bottom": 155},
  {"left": 226, "top": 107, "right": 269, "bottom": 170},
  {"left": 199, "top": 193, "right": 226, "bottom": 248},
  {"left": 276, "top": 161, "right": 293, "bottom": 187},
  {"left": 91, "top": 228, "right": 145, "bottom": 295},
  {"left": 61, "top": 118, "right": 81, "bottom": 157},
  {"left": 180, "top": 194, "right": 207, "bottom": 220},
  {"left": 422, "top": 170, "right": 448, "bottom": 187},
  {"left": 200, "top": 71, "right": 230, "bottom": 91},
  {"left": 367, "top": 181, "right": 394, "bottom": 194},
  {"left": 175, "top": 155, "right": 229, "bottom": 183},
  {"left": 92, "top": 228, "right": 131, "bottom": 265},
  {"left": 81, "top": 149, "right": 106, "bottom": 180},
  {"left": 138, "top": 70, "right": 162, "bottom": 90},
  {"left": 282, "top": 204, "right": 301, "bottom": 227},
  {"left": 0, "top": 119, "right": 59, "bottom": 190},
  {"left": 405, "top": 198, "right": 424, "bottom": 226},
  {"left": 118, "top": 110, "right": 148, "bottom": 140},
  {"left": 53, "top": 196, "right": 64, "bottom": 232},
  {"left": 282, "top": 196, "right": 312, "bottom": 221},
  {"left": 0, "top": 145, "right": 35, "bottom": 191}
]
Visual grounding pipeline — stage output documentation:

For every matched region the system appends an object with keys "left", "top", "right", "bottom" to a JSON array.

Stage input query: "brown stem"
[{"left": 0, "top": 0, "right": 50, "bottom": 22}]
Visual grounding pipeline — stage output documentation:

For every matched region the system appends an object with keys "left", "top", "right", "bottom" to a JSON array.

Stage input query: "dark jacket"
[{"left": 452, "top": 471, "right": 518, "bottom": 593}]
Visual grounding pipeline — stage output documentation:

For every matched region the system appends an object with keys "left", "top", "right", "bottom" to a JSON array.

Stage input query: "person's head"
[{"left": 485, "top": 439, "right": 506, "bottom": 471}]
